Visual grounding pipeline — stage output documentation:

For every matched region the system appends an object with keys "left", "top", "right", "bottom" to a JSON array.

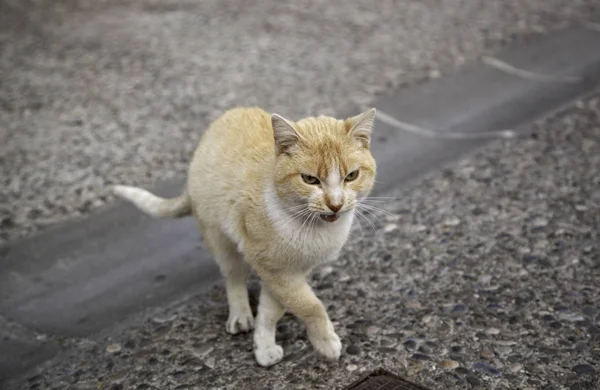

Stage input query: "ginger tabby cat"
[{"left": 113, "top": 106, "right": 377, "bottom": 366}]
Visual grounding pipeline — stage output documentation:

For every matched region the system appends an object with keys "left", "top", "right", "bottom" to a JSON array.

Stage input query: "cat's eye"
[
  {"left": 345, "top": 170, "right": 359, "bottom": 182},
  {"left": 302, "top": 174, "right": 320, "bottom": 185}
]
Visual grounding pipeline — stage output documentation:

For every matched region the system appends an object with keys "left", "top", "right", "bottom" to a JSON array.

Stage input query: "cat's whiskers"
[
  {"left": 356, "top": 202, "right": 395, "bottom": 217},
  {"left": 279, "top": 208, "right": 311, "bottom": 231},
  {"left": 355, "top": 209, "right": 378, "bottom": 232}
]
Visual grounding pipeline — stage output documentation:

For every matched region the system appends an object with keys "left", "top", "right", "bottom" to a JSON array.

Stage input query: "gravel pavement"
[
  {"left": 2, "top": 0, "right": 600, "bottom": 244},
  {"left": 17, "top": 95, "right": 600, "bottom": 390}
]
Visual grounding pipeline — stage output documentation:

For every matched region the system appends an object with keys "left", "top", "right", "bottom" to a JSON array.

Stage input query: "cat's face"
[{"left": 272, "top": 109, "right": 376, "bottom": 224}]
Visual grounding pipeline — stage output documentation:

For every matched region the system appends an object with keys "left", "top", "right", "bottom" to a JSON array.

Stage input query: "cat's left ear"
[{"left": 346, "top": 108, "right": 376, "bottom": 148}]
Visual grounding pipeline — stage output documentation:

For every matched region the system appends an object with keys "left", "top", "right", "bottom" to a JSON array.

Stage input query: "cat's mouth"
[{"left": 320, "top": 213, "right": 339, "bottom": 223}]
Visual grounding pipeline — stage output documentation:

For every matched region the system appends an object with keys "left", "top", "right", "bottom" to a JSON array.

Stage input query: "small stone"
[
  {"left": 204, "top": 357, "right": 216, "bottom": 369},
  {"left": 493, "top": 340, "right": 517, "bottom": 346},
  {"left": 466, "top": 376, "right": 482, "bottom": 386},
  {"left": 346, "top": 364, "right": 358, "bottom": 372},
  {"left": 407, "top": 363, "right": 424, "bottom": 376},
  {"left": 429, "top": 69, "right": 441, "bottom": 79},
  {"left": 450, "top": 345, "right": 463, "bottom": 354},
  {"left": 472, "top": 362, "right": 501, "bottom": 376},
  {"left": 403, "top": 340, "right": 417, "bottom": 350},
  {"left": 438, "top": 360, "right": 459, "bottom": 370},
  {"left": 365, "top": 325, "right": 379, "bottom": 335},
  {"left": 411, "top": 353, "right": 431, "bottom": 361},
  {"left": 572, "top": 364, "right": 595, "bottom": 375},
  {"left": 559, "top": 312, "right": 585, "bottom": 322},
  {"left": 494, "top": 346, "right": 512, "bottom": 356},
  {"left": 346, "top": 344, "right": 360, "bottom": 355},
  {"left": 383, "top": 224, "right": 398, "bottom": 233},
  {"left": 550, "top": 321, "right": 562, "bottom": 329},
  {"left": 486, "top": 328, "right": 500, "bottom": 335},
  {"left": 480, "top": 349, "right": 495, "bottom": 359},
  {"left": 195, "top": 344, "right": 214, "bottom": 358},
  {"left": 478, "top": 274, "right": 492, "bottom": 284},
  {"left": 532, "top": 218, "right": 549, "bottom": 228},
  {"left": 106, "top": 344, "right": 122, "bottom": 354},
  {"left": 405, "top": 299, "right": 422, "bottom": 310},
  {"left": 509, "top": 364, "right": 523, "bottom": 373},
  {"left": 452, "top": 304, "right": 468, "bottom": 313},
  {"left": 444, "top": 217, "right": 461, "bottom": 227}
]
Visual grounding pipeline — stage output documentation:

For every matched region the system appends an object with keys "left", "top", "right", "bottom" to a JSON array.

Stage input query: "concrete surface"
[
  {"left": 2, "top": 27, "right": 600, "bottom": 346},
  {"left": 2, "top": 1, "right": 600, "bottom": 388},
  {"left": 2, "top": 0, "right": 600, "bottom": 244},
  {"left": 11, "top": 93, "right": 600, "bottom": 390}
]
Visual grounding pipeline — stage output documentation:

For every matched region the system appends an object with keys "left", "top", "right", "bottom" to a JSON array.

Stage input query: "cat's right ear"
[{"left": 272, "top": 114, "right": 300, "bottom": 155}]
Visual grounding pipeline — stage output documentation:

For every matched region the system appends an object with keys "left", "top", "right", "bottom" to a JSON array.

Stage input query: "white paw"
[
  {"left": 255, "top": 344, "right": 284, "bottom": 367},
  {"left": 226, "top": 308, "right": 254, "bottom": 334},
  {"left": 309, "top": 330, "right": 342, "bottom": 360}
]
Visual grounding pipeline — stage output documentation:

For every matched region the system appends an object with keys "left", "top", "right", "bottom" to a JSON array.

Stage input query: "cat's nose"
[{"left": 327, "top": 202, "right": 342, "bottom": 213}]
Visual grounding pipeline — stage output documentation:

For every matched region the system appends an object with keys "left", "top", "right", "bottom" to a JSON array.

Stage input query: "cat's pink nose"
[{"left": 327, "top": 202, "right": 342, "bottom": 213}]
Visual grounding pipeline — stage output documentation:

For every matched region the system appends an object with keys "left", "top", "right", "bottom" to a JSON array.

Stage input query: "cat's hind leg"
[{"left": 202, "top": 227, "right": 254, "bottom": 334}]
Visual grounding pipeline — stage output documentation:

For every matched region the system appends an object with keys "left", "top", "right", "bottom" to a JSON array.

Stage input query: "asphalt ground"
[{"left": 14, "top": 93, "right": 600, "bottom": 390}]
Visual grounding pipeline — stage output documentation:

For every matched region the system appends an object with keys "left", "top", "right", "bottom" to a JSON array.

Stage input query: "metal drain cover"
[{"left": 343, "top": 369, "right": 431, "bottom": 390}]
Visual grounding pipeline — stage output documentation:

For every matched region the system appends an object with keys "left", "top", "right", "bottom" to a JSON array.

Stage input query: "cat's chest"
[{"left": 279, "top": 214, "right": 353, "bottom": 269}]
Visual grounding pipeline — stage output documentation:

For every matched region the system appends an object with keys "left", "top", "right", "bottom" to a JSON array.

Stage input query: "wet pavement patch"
[{"left": 343, "top": 369, "right": 430, "bottom": 390}]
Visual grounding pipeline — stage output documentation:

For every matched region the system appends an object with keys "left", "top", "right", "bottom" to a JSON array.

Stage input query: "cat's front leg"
[
  {"left": 258, "top": 271, "right": 342, "bottom": 362},
  {"left": 253, "top": 285, "right": 285, "bottom": 366}
]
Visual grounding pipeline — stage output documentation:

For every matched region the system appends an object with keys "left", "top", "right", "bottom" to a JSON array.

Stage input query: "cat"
[{"left": 112, "top": 106, "right": 377, "bottom": 366}]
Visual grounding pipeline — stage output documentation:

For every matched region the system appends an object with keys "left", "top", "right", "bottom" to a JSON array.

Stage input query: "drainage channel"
[{"left": 1, "top": 26, "right": 599, "bottom": 386}]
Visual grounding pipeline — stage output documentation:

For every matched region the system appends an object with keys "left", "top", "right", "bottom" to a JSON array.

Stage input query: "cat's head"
[{"left": 271, "top": 109, "right": 377, "bottom": 224}]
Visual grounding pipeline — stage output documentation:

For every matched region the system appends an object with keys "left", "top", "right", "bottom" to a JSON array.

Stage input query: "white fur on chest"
[{"left": 264, "top": 187, "right": 353, "bottom": 271}]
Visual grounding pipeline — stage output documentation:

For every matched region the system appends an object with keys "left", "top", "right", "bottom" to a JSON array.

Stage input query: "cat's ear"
[
  {"left": 346, "top": 108, "right": 376, "bottom": 148},
  {"left": 272, "top": 114, "right": 301, "bottom": 155}
]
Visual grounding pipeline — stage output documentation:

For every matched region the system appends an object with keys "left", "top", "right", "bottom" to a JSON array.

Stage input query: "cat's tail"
[{"left": 111, "top": 185, "right": 192, "bottom": 218}]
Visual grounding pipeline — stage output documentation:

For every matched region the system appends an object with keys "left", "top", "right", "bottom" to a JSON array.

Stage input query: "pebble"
[
  {"left": 472, "top": 362, "right": 501, "bottom": 376},
  {"left": 438, "top": 360, "right": 459, "bottom": 370},
  {"left": 486, "top": 328, "right": 500, "bottom": 335},
  {"left": 493, "top": 340, "right": 517, "bottom": 346},
  {"left": 532, "top": 218, "right": 549, "bottom": 228},
  {"left": 383, "top": 223, "right": 398, "bottom": 233},
  {"left": 106, "top": 344, "right": 122, "bottom": 354},
  {"left": 559, "top": 312, "right": 585, "bottom": 322},
  {"left": 411, "top": 353, "right": 431, "bottom": 361},
  {"left": 346, "top": 364, "right": 358, "bottom": 372},
  {"left": 572, "top": 363, "right": 595, "bottom": 375},
  {"left": 509, "top": 363, "right": 523, "bottom": 373},
  {"left": 494, "top": 346, "right": 512, "bottom": 356},
  {"left": 403, "top": 340, "right": 417, "bottom": 350},
  {"left": 365, "top": 325, "right": 379, "bottom": 335},
  {"left": 466, "top": 376, "right": 482, "bottom": 386},
  {"left": 480, "top": 349, "right": 495, "bottom": 359},
  {"left": 204, "top": 357, "right": 216, "bottom": 369},
  {"left": 346, "top": 344, "right": 360, "bottom": 355},
  {"left": 449, "top": 345, "right": 463, "bottom": 354},
  {"left": 452, "top": 304, "right": 468, "bottom": 313},
  {"left": 405, "top": 299, "right": 422, "bottom": 309},
  {"left": 195, "top": 344, "right": 214, "bottom": 358},
  {"left": 444, "top": 217, "right": 461, "bottom": 227}
]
